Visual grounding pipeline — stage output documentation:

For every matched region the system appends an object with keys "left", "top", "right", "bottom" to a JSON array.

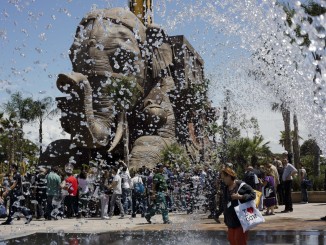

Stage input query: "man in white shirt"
[
  {"left": 120, "top": 166, "right": 132, "bottom": 214},
  {"left": 108, "top": 167, "right": 124, "bottom": 219},
  {"left": 130, "top": 170, "right": 146, "bottom": 218},
  {"left": 281, "top": 158, "right": 298, "bottom": 213}
]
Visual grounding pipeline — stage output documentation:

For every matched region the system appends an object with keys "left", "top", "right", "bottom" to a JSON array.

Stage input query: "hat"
[
  {"left": 156, "top": 163, "right": 163, "bottom": 168},
  {"left": 222, "top": 167, "right": 237, "bottom": 178},
  {"left": 282, "top": 151, "right": 288, "bottom": 155}
]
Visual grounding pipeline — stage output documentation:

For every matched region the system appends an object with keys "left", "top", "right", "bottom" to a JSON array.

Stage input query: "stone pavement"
[{"left": 0, "top": 203, "right": 325, "bottom": 241}]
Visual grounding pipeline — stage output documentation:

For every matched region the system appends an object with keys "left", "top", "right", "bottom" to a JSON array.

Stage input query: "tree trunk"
[
  {"left": 292, "top": 113, "right": 300, "bottom": 168},
  {"left": 39, "top": 117, "right": 43, "bottom": 159},
  {"left": 221, "top": 90, "right": 230, "bottom": 164},
  {"left": 281, "top": 108, "right": 293, "bottom": 155},
  {"left": 9, "top": 130, "right": 16, "bottom": 164},
  {"left": 313, "top": 143, "right": 321, "bottom": 176}
]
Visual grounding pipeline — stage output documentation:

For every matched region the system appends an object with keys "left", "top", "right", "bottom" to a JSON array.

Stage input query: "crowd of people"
[
  {"left": 0, "top": 152, "right": 319, "bottom": 244},
  {"left": 0, "top": 160, "right": 222, "bottom": 225}
]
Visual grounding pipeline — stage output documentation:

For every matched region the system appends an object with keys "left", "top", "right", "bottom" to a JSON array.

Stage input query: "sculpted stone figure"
[{"left": 42, "top": 8, "right": 178, "bottom": 168}]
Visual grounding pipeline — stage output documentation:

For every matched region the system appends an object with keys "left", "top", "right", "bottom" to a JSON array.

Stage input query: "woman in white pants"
[{"left": 99, "top": 170, "right": 111, "bottom": 219}]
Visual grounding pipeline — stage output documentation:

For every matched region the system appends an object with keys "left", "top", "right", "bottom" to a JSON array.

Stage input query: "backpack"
[{"left": 134, "top": 177, "right": 145, "bottom": 194}]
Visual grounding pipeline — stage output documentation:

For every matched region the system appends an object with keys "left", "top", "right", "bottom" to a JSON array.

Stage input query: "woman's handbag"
[
  {"left": 234, "top": 183, "right": 265, "bottom": 232},
  {"left": 254, "top": 190, "right": 262, "bottom": 207}
]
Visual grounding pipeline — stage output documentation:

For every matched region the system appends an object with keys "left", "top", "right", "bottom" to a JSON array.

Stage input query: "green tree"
[
  {"left": 300, "top": 139, "right": 321, "bottom": 176},
  {"left": 2, "top": 92, "right": 38, "bottom": 162},
  {"left": 228, "top": 136, "right": 272, "bottom": 172},
  {"left": 30, "top": 97, "right": 59, "bottom": 156},
  {"left": 0, "top": 112, "right": 38, "bottom": 164},
  {"left": 0, "top": 113, "right": 20, "bottom": 163},
  {"left": 271, "top": 102, "right": 293, "bottom": 155},
  {"left": 2, "top": 92, "right": 36, "bottom": 129}
]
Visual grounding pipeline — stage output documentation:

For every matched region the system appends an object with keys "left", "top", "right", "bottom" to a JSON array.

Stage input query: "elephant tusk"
[{"left": 108, "top": 113, "right": 124, "bottom": 152}]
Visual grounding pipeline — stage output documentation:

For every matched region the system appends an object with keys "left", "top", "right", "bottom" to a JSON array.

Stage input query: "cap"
[{"left": 282, "top": 151, "right": 288, "bottom": 155}]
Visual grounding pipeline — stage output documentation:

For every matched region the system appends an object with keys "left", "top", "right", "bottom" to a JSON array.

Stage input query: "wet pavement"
[{"left": 0, "top": 203, "right": 325, "bottom": 242}]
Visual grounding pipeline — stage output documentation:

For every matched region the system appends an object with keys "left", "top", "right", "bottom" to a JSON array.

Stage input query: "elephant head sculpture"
[{"left": 53, "top": 8, "right": 177, "bottom": 168}]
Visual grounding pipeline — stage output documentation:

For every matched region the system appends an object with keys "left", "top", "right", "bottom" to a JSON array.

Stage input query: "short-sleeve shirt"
[
  {"left": 112, "top": 174, "right": 122, "bottom": 195},
  {"left": 12, "top": 172, "right": 22, "bottom": 195},
  {"left": 46, "top": 171, "right": 61, "bottom": 196},
  {"left": 65, "top": 175, "right": 78, "bottom": 196},
  {"left": 282, "top": 163, "right": 297, "bottom": 181},
  {"left": 120, "top": 171, "right": 131, "bottom": 189},
  {"left": 299, "top": 168, "right": 307, "bottom": 180}
]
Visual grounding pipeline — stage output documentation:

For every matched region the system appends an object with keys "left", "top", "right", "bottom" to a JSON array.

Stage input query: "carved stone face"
[{"left": 69, "top": 14, "right": 145, "bottom": 80}]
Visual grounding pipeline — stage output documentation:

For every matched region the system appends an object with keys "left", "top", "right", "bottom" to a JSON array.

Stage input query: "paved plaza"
[{"left": 0, "top": 203, "right": 325, "bottom": 241}]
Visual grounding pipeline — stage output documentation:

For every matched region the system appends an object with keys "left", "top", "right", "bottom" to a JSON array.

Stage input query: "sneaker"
[
  {"left": 25, "top": 216, "right": 32, "bottom": 224},
  {"left": 102, "top": 216, "right": 110, "bottom": 220},
  {"left": 145, "top": 215, "right": 151, "bottom": 224},
  {"left": 119, "top": 215, "right": 124, "bottom": 219},
  {"left": 163, "top": 220, "right": 172, "bottom": 224},
  {"left": 131, "top": 214, "right": 136, "bottom": 218},
  {"left": 1, "top": 221, "right": 12, "bottom": 225}
]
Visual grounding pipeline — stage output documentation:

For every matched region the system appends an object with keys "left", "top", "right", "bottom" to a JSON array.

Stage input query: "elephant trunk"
[{"left": 57, "top": 72, "right": 122, "bottom": 150}]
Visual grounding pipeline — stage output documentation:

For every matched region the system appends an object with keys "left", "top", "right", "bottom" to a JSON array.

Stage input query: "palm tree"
[
  {"left": 30, "top": 97, "right": 59, "bottom": 157},
  {"left": 228, "top": 136, "right": 271, "bottom": 170},
  {"left": 2, "top": 92, "right": 36, "bottom": 129},
  {"left": 0, "top": 112, "right": 20, "bottom": 163},
  {"left": 292, "top": 113, "right": 301, "bottom": 168},
  {"left": 279, "top": 130, "right": 303, "bottom": 147},
  {"left": 2, "top": 92, "right": 39, "bottom": 162},
  {"left": 272, "top": 102, "right": 293, "bottom": 154}
]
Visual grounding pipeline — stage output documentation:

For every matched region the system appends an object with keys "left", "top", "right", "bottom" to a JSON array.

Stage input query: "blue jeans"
[
  {"left": 6, "top": 193, "right": 31, "bottom": 223},
  {"left": 301, "top": 181, "right": 308, "bottom": 203},
  {"left": 132, "top": 191, "right": 146, "bottom": 215},
  {"left": 122, "top": 188, "right": 132, "bottom": 214}
]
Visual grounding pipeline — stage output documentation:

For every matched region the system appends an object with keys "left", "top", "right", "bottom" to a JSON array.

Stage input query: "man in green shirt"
[
  {"left": 145, "top": 163, "right": 171, "bottom": 224},
  {"left": 45, "top": 166, "right": 61, "bottom": 220}
]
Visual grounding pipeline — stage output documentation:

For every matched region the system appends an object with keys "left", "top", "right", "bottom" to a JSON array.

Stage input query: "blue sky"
[{"left": 0, "top": 0, "right": 308, "bottom": 153}]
